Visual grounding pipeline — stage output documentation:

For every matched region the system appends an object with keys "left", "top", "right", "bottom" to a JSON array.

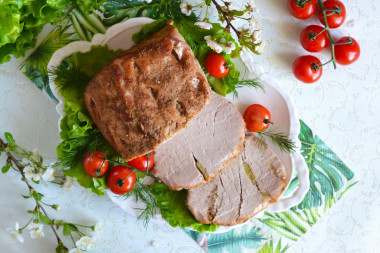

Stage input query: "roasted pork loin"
[
  {"left": 84, "top": 25, "right": 211, "bottom": 161},
  {"left": 151, "top": 92, "right": 246, "bottom": 190},
  {"left": 186, "top": 134, "right": 287, "bottom": 226}
]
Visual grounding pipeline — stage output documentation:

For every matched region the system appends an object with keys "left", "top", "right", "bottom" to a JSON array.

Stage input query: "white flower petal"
[
  {"left": 180, "top": 2, "right": 192, "bottom": 16},
  {"left": 194, "top": 21, "right": 212, "bottom": 30},
  {"left": 76, "top": 236, "right": 95, "bottom": 251},
  {"left": 69, "top": 248, "right": 82, "bottom": 253},
  {"left": 42, "top": 168, "right": 55, "bottom": 182}
]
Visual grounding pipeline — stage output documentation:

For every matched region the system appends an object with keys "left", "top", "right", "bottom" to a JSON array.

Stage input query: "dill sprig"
[
  {"left": 120, "top": 177, "right": 158, "bottom": 227},
  {"left": 233, "top": 77, "right": 264, "bottom": 98},
  {"left": 256, "top": 128, "right": 297, "bottom": 153}
]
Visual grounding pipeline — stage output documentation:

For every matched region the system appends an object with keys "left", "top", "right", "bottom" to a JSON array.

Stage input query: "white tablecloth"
[{"left": 1, "top": 0, "right": 380, "bottom": 252}]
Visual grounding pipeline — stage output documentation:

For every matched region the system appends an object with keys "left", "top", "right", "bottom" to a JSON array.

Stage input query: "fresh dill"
[
  {"left": 120, "top": 177, "right": 158, "bottom": 227},
  {"left": 233, "top": 77, "right": 264, "bottom": 98},
  {"left": 256, "top": 128, "right": 296, "bottom": 153}
]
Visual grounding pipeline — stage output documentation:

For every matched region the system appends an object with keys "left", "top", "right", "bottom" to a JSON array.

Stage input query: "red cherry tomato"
[
  {"left": 334, "top": 37, "right": 360, "bottom": 65},
  {"left": 205, "top": 52, "right": 230, "bottom": 78},
  {"left": 83, "top": 151, "right": 108, "bottom": 177},
  {"left": 318, "top": 0, "right": 346, "bottom": 29},
  {"left": 243, "top": 104, "right": 271, "bottom": 132},
  {"left": 300, "top": 25, "right": 329, "bottom": 52},
  {"left": 287, "top": 0, "right": 317, "bottom": 20},
  {"left": 292, "top": 55, "right": 323, "bottom": 83},
  {"left": 127, "top": 153, "right": 154, "bottom": 171},
  {"left": 107, "top": 165, "right": 136, "bottom": 195}
]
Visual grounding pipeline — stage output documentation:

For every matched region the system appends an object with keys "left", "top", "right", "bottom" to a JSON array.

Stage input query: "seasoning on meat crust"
[{"left": 84, "top": 25, "right": 211, "bottom": 161}]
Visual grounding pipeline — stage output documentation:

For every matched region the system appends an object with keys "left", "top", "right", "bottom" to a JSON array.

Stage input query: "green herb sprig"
[
  {"left": 256, "top": 128, "right": 297, "bottom": 153},
  {"left": 0, "top": 132, "right": 101, "bottom": 252}
]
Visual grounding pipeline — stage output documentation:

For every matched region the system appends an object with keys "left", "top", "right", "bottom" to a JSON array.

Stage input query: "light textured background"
[{"left": 1, "top": 0, "right": 380, "bottom": 252}]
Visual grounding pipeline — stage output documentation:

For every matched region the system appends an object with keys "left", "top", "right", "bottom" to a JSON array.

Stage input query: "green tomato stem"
[{"left": 317, "top": 0, "right": 337, "bottom": 69}]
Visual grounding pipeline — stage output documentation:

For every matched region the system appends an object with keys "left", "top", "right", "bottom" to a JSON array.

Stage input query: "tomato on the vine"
[
  {"left": 83, "top": 151, "right": 108, "bottom": 177},
  {"left": 286, "top": 0, "right": 317, "bottom": 20},
  {"left": 334, "top": 37, "right": 360, "bottom": 65},
  {"left": 243, "top": 104, "right": 271, "bottom": 132},
  {"left": 205, "top": 52, "right": 230, "bottom": 78},
  {"left": 318, "top": 0, "right": 346, "bottom": 29},
  {"left": 300, "top": 25, "right": 329, "bottom": 52},
  {"left": 127, "top": 153, "right": 154, "bottom": 171},
  {"left": 107, "top": 165, "right": 136, "bottom": 195},
  {"left": 292, "top": 55, "right": 323, "bottom": 83}
]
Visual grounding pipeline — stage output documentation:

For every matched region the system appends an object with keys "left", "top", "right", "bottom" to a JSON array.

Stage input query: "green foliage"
[
  {"left": 0, "top": 0, "right": 105, "bottom": 64},
  {"left": 294, "top": 120, "right": 355, "bottom": 209},
  {"left": 148, "top": 182, "right": 218, "bottom": 233},
  {"left": 258, "top": 239, "right": 289, "bottom": 253},
  {"left": 132, "top": 18, "right": 245, "bottom": 96},
  {"left": 103, "top": 0, "right": 190, "bottom": 26},
  {"left": 206, "top": 225, "right": 267, "bottom": 253},
  {"left": 55, "top": 46, "right": 123, "bottom": 195}
]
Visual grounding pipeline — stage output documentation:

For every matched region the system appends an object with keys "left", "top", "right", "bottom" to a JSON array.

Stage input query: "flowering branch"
[
  {"left": 211, "top": 0, "right": 241, "bottom": 37},
  {"left": 0, "top": 132, "right": 102, "bottom": 253}
]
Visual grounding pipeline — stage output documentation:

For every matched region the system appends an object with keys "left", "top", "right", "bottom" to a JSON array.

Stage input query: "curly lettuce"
[
  {"left": 149, "top": 182, "right": 218, "bottom": 233},
  {"left": 55, "top": 46, "right": 123, "bottom": 195}
]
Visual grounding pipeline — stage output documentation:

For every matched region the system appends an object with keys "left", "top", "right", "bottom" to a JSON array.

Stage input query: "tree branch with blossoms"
[
  {"left": 0, "top": 132, "right": 102, "bottom": 253},
  {"left": 180, "top": 0, "right": 266, "bottom": 55}
]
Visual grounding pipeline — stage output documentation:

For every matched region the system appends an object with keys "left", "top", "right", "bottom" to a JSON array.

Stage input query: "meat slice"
[
  {"left": 186, "top": 134, "right": 287, "bottom": 226},
  {"left": 151, "top": 92, "right": 246, "bottom": 190},
  {"left": 84, "top": 25, "right": 211, "bottom": 161}
]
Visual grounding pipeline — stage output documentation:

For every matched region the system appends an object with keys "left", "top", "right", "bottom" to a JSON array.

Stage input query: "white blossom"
[
  {"left": 248, "top": 0, "right": 257, "bottom": 8},
  {"left": 204, "top": 36, "right": 223, "bottom": 53},
  {"left": 23, "top": 166, "right": 41, "bottom": 181},
  {"left": 180, "top": 2, "right": 192, "bottom": 16},
  {"left": 41, "top": 167, "right": 55, "bottom": 182},
  {"left": 223, "top": 41, "right": 236, "bottom": 54},
  {"left": 93, "top": 222, "right": 103, "bottom": 236},
  {"left": 27, "top": 222, "right": 44, "bottom": 239},
  {"left": 7, "top": 222, "right": 24, "bottom": 243},
  {"left": 252, "top": 30, "right": 262, "bottom": 43},
  {"left": 76, "top": 236, "right": 96, "bottom": 251},
  {"left": 69, "top": 248, "right": 82, "bottom": 253},
  {"left": 21, "top": 158, "right": 30, "bottom": 166},
  {"left": 137, "top": 0, "right": 152, "bottom": 2},
  {"left": 195, "top": 19, "right": 212, "bottom": 30},
  {"left": 32, "top": 148, "right": 40, "bottom": 160},
  {"left": 255, "top": 41, "right": 267, "bottom": 54}
]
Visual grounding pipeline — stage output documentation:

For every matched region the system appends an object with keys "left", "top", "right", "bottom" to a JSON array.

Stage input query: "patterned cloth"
[{"left": 21, "top": 2, "right": 357, "bottom": 252}]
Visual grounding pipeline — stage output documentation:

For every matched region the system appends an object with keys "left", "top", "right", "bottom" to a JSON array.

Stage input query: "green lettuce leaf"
[
  {"left": 149, "top": 182, "right": 219, "bottom": 233},
  {"left": 55, "top": 45, "right": 123, "bottom": 195}
]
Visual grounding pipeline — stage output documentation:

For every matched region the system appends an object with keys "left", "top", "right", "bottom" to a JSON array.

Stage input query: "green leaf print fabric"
[{"left": 21, "top": 2, "right": 357, "bottom": 252}]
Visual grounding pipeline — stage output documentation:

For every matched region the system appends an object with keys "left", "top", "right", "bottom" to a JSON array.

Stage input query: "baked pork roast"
[
  {"left": 186, "top": 134, "right": 287, "bottom": 226},
  {"left": 84, "top": 25, "right": 211, "bottom": 161},
  {"left": 151, "top": 92, "right": 246, "bottom": 190}
]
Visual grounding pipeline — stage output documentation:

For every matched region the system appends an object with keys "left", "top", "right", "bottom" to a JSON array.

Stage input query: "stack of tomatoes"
[{"left": 287, "top": 0, "right": 360, "bottom": 83}]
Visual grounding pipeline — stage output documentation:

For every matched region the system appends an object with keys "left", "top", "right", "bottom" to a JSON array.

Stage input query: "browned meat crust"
[{"left": 84, "top": 25, "right": 211, "bottom": 161}]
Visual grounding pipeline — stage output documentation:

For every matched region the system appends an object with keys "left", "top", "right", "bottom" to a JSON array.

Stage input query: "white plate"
[{"left": 48, "top": 18, "right": 309, "bottom": 233}]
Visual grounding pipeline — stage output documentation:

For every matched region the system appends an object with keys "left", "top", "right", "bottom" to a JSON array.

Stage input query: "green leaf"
[
  {"left": 22, "top": 194, "right": 31, "bottom": 199},
  {"left": 4, "top": 132, "right": 14, "bottom": 145},
  {"left": 291, "top": 120, "right": 356, "bottom": 210},
  {"left": 38, "top": 212, "right": 52, "bottom": 225},
  {"left": 67, "top": 223, "right": 78, "bottom": 232},
  {"left": 258, "top": 239, "right": 290, "bottom": 253},
  {"left": 1, "top": 165, "right": 10, "bottom": 173},
  {"left": 148, "top": 182, "right": 218, "bottom": 233},
  {"left": 62, "top": 224, "right": 71, "bottom": 236},
  {"left": 103, "top": 0, "right": 189, "bottom": 26},
  {"left": 206, "top": 226, "right": 267, "bottom": 253},
  {"left": 32, "top": 191, "right": 44, "bottom": 201}
]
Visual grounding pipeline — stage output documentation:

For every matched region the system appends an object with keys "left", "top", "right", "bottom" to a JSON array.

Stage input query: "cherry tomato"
[
  {"left": 318, "top": 0, "right": 346, "bottom": 29},
  {"left": 243, "top": 104, "right": 271, "bottom": 132},
  {"left": 127, "top": 153, "right": 154, "bottom": 171},
  {"left": 107, "top": 165, "right": 136, "bottom": 195},
  {"left": 334, "top": 37, "right": 360, "bottom": 65},
  {"left": 205, "top": 52, "right": 230, "bottom": 78},
  {"left": 300, "top": 25, "right": 329, "bottom": 52},
  {"left": 83, "top": 151, "right": 108, "bottom": 177},
  {"left": 292, "top": 55, "right": 323, "bottom": 83},
  {"left": 287, "top": 0, "right": 317, "bottom": 20}
]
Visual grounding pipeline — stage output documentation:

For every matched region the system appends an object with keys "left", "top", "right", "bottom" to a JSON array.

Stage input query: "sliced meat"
[
  {"left": 84, "top": 25, "right": 211, "bottom": 161},
  {"left": 186, "top": 134, "right": 287, "bottom": 226},
  {"left": 151, "top": 92, "right": 245, "bottom": 190}
]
